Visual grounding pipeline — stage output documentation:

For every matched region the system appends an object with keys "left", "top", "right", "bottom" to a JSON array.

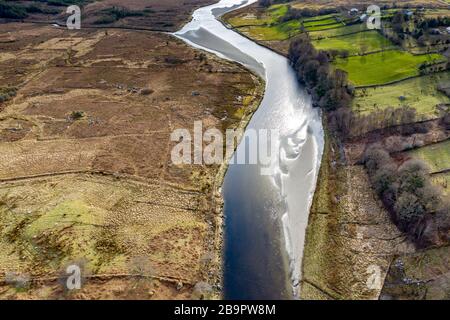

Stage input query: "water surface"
[{"left": 175, "top": 0, "right": 324, "bottom": 299}]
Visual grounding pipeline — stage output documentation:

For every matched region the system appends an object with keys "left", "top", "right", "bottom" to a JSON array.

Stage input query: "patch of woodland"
[
  {"left": 383, "top": 10, "right": 450, "bottom": 52},
  {"left": 93, "top": 6, "right": 153, "bottom": 25},
  {"left": 280, "top": 5, "right": 339, "bottom": 22},
  {"left": 258, "top": 0, "right": 290, "bottom": 8},
  {"left": 364, "top": 144, "right": 450, "bottom": 248},
  {"left": 328, "top": 106, "right": 449, "bottom": 140},
  {"left": 288, "top": 33, "right": 353, "bottom": 111}
]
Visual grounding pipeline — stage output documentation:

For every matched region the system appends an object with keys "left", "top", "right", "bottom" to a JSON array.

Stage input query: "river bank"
[
  {"left": 177, "top": 0, "right": 324, "bottom": 299},
  {"left": 209, "top": 71, "right": 265, "bottom": 299},
  {"left": 300, "top": 124, "right": 415, "bottom": 299}
]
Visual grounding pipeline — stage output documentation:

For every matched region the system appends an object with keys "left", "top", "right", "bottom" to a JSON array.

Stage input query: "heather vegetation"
[
  {"left": 0, "top": 87, "right": 17, "bottom": 104},
  {"left": 0, "top": 0, "right": 87, "bottom": 19},
  {"left": 93, "top": 7, "right": 149, "bottom": 25}
]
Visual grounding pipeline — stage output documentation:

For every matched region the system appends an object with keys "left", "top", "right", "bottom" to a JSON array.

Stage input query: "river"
[{"left": 175, "top": 0, "right": 324, "bottom": 299}]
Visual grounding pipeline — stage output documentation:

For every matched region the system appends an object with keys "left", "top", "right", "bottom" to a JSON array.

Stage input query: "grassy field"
[
  {"left": 433, "top": 173, "right": 450, "bottom": 196},
  {"left": 289, "top": 0, "right": 448, "bottom": 10},
  {"left": 305, "top": 22, "right": 346, "bottom": 32},
  {"left": 423, "top": 8, "right": 450, "bottom": 18},
  {"left": 238, "top": 19, "right": 302, "bottom": 41},
  {"left": 408, "top": 139, "right": 450, "bottom": 173},
  {"left": 312, "top": 31, "right": 396, "bottom": 55},
  {"left": 334, "top": 51, "right": 445, "bottom": 86},
  {"left": 229, "top": 5, "right": 343, "bottom": 41},
  {"left": 353, "top": 72, "right": 450, "bottom": 118},
  {"left": 227, "top": 4, "right": 302, "bottom": 41},
  {"left": 226, "top": 4, "right": 288, "bottom": 27},
  {"left": 309, "top": 24, "right": 368, "bottom": 39},
  {"left": 227, "top": 4, "right": 350, "bottom": 41},
  {"left": 303, "top": 14, "right": 336, "bottom": 22},
  {"left": 303, "top": 18, "right": 339, "bottom": 27}
]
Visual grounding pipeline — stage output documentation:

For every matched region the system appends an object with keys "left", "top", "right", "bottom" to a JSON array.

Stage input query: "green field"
[
  {"left": 303, "top": 18, "right": 338, "bottom": 28},
  {"left": 303, "top": 14, "right": 336, "bottom": 23},
  {"left": 309, "top": 24, "right": 368, "bottom": 39},
  {"left": 353, "top": 72, "right": 450, "bottom": 119},
  {"left": 432, "top": 173, "right": 450, "bottom": 196},
  {"left": 408, "top": 139, "right": 450, "bottom": 173},
  {"left": 239, "top": 19, "right": 301, "bottom": 41},
  {"left": 226, "top": 4, "right": 288, "bottom": 27},
  {"left": 227, "top": 14, "right": 270, "bottom": 27},
  {"left": 424, "top": 8, "right": 450, "bottom": 19},
  {"left": 228, "top": 4, "right": 303, "bottom": 41},
  {"left": 230, "top": 5, "right": 344, "bottom": 40},
  {"left": 305, "top": 22, "right": 345, "bottom": 32},
  {"left": 227, "top": 4, "right": 348, "bottom": 41},
  {"left": 334, "top": 51, "right": 445, "bottom": 86},
  {"left": 312, "top": 31, "right": 395, "bottom": 55}
]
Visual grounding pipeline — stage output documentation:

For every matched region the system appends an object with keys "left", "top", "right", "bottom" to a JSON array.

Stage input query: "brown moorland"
[
  {"left": 0, "top": 0, "right": 217, "bottom": 32},
  {"left": 0, "top": 21, "right": 263, "bottom": 299}
]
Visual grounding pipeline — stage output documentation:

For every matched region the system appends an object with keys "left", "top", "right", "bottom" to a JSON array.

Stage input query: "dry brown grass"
[
  {"left": 301, "top": 131, "right": 415, "bottom": 300},
  {"left": 5, "top": 0, "right": 216, "bottom": 32},
  {"left": 0, "top": 23, "right": 262, "bottom": 299}
]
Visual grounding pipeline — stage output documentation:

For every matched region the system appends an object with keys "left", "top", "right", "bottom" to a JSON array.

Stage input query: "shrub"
[
  {"left": 140, "top": 88, "right": 154, "bottom": 95},
  {"left": 70, "top": 111, "right": 85, "bottom": 120},
  {"left": 372, "top": 164, "right": 397, "bottom": 194},
  {"left": 364, "top": 144, "right": 392, "bottom": 175},
  {"left": 25, "top": 5, "right": 59, "bottom": 14},
  {"left": 0, "top": 87, "right": 17, "bottom": 104},
  {"left": 395, "top": 192, "right": 425, "bottom": 228},
  {"left": 0, "top": 1, "right": 28, "bottom": 19},
  {"left": 94, "top": 6, "right": 145, "bottom": 24}
]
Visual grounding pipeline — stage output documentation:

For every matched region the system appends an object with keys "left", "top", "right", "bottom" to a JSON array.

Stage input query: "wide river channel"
[{"left": 175, "top": 0, "right": 324, "bottom": 299}]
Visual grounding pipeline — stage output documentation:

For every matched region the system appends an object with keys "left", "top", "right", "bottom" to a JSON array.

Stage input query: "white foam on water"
[{"left": 175, "top": 0, "right": 324, "bottom": 298}]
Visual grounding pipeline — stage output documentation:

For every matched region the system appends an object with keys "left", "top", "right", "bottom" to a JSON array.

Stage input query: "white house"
[{"left": 349, "top": 8, "right": 359, "bottom": 15}]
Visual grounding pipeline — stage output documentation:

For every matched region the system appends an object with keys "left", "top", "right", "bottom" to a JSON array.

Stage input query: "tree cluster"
[
  {"left": 280, "top": 5, "right": 338, "bottom": 22},
  {"left": 418, "top": 16, "right": 450, "bottom": 30},
  {"left": 288, "top": 34, "right": 353, "bottom": 111},
  {"left": 329, "top": 106, "right": 426, "bottom": 139},
  {"left": 258, "top": 0, "right": 289, "bottom": 8},
  {"left": 0, "top": 86, "right": 17, "bottom": 104},
  {"left": 385, "top": 10, "right": 450, "bottom": 52},
  {"left": 364, "top": 145, "right": 450, "bottom": 247}
]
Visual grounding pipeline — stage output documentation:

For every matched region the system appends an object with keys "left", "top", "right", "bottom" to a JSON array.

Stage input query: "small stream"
[{"left": 175, "top": 0, "right": 324, "bottom": 299}]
